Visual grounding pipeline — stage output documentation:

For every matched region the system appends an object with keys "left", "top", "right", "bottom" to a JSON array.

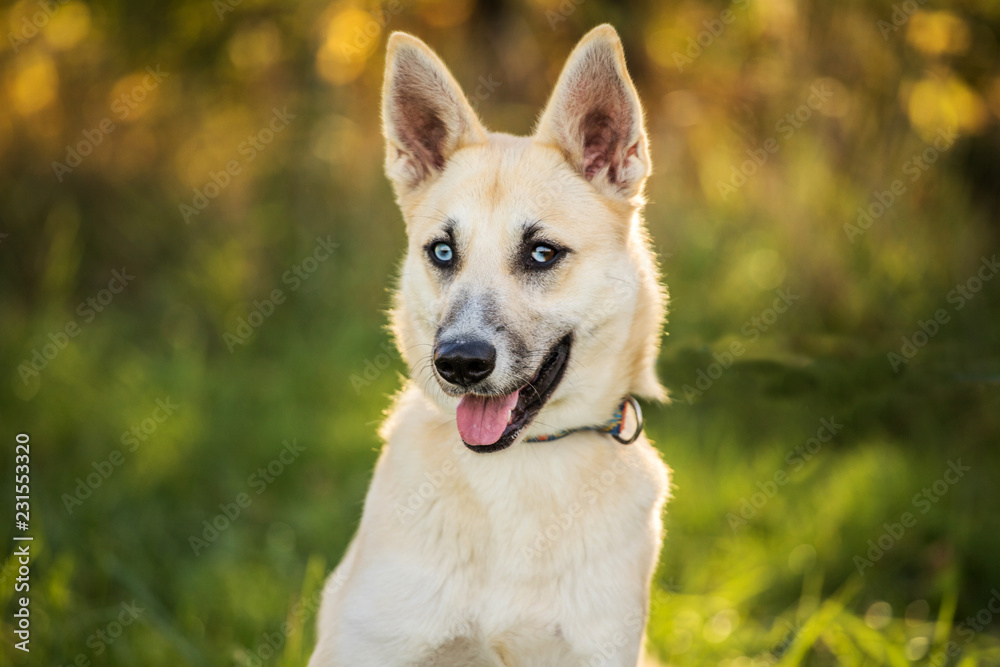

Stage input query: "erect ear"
[
  {"left": 534, "top": 25, "right": 650, "bottom": 200},
  {"left": 382, "top": 33, "right": 487, "bottom": 198}
]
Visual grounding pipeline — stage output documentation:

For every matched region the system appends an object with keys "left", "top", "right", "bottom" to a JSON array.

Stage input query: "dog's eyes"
[
  {"left": 528, "top": 244, "right": 559, "bottom": 267},
  {"left": 429, "top": 241, "right": 454, "bottom": 267}
]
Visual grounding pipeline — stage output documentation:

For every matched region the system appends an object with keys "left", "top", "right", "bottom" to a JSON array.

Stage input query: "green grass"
[{"left": 2, "top": 254, "right": 999, "bottom": 665}]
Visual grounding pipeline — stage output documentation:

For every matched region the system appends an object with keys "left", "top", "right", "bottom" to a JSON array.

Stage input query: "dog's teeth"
[{"left": 507, "top": 409, "right": 513, "bottom": 424}]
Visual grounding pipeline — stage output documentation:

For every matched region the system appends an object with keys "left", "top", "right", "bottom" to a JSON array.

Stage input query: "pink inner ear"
[
  {"left": 392, "top": 88, "right": 448, "bottom": 179},
  {"left": 582, "top": 111, "right": 621, "bottom": 181},
  {"left": 583, "top": 134, "right": 609, "bottom": 179}
]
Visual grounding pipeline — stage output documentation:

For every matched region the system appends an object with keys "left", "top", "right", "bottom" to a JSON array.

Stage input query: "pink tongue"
[{"left": 456, "top": 391, "right": 520, "bottom": 446}]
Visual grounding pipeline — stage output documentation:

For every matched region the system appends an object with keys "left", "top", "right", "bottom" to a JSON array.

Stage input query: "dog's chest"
[
  {"left": 336, "top": 411, "right": 669, "bottom": 665},
  {"left": 416, "top": 628, "right": 581, "bottom": 666},
  {"left": 389, "top": 446, "right": 661, "bottom": 663}
]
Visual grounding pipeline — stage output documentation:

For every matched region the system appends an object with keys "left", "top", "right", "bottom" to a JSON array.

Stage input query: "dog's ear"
[
  {"left": 382, "top": 33, "right": 487, "bottom": 198},
  {"left": 535, "top": 25, "right": 650, "bottom": 200}
]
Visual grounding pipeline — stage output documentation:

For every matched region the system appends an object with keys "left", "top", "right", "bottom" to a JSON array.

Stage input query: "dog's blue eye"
[
  {"left": 431, "top": 242, "right": 453, "bottom": 264},
  {"left": 530, "top": 244, "right": 557, "bottom": 264}
]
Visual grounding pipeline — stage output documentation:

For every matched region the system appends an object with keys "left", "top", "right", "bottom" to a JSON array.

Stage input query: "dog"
[{"left": 308, "top": 24, "right": 670, "bottom": 667}]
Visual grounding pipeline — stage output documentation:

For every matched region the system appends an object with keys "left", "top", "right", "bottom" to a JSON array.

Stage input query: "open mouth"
[{"left": 455, "top": 334, "right": 573, "bottom": 453}]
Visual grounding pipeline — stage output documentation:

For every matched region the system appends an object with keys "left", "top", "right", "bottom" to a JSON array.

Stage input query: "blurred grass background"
[{"left": 2, "top": 0, "right": 1000, "bottom": 665}]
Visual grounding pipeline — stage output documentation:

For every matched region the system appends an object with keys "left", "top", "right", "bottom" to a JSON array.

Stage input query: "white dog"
[{"left": 309, "top": 24, "right": 670, "bottom": 666}]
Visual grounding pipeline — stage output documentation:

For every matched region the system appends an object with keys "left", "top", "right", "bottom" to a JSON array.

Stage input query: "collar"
[{"left": 525, "top": 396, "right": 644, "bottom": 445}]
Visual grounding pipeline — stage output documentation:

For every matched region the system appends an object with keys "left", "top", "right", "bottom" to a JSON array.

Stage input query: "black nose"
[{"left": 434, "top": 339, "right": 496, "bottom": 387}]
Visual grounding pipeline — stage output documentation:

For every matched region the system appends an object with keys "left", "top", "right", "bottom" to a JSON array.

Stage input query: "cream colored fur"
[{"left": 308, "top": 25, "right": 670, "bottom": 667}]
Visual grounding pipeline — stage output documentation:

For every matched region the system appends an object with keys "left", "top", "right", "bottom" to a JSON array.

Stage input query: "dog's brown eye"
[{"left": 530, "top": 244, "right": 557, "bottom": 265}]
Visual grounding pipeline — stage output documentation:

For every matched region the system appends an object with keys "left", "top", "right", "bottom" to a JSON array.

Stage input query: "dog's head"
[{"left": 383, "top": 25, "right": 666, "bottom": 453}]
